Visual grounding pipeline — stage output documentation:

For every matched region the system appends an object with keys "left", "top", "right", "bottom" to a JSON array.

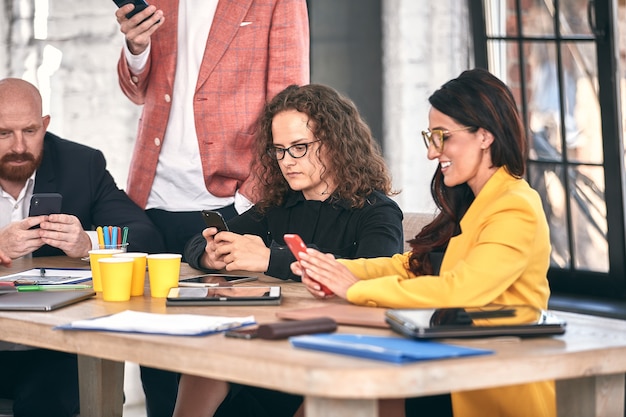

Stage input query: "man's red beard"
[{"left": 0, "top": 152, "right": 43, "bottom": 182}]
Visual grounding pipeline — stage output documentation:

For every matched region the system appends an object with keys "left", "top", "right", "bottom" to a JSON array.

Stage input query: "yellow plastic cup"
[
  {"left": 98, "top": 257, "right": 134, "bottom": 302},
  {"left": 146, "top": 254, "right": 182, "bottom": 298},
  {"left": 113, "top": 252, "right": 148, "bottom": 296},
  {"left": 88, "top": 248, "right": 124, "bottom": 292}
]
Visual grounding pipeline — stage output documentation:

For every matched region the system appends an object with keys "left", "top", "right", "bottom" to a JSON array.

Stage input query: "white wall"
[
  {"left": 382, "top": 0, "right": 470, "bottom": 214},
  {"left": 3, "top": 0, "right": 141, "bottom": 189}
]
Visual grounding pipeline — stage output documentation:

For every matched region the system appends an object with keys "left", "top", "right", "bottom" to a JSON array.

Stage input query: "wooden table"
[{"left": 1, "top": 257, "right": 625, "bottom": 417}]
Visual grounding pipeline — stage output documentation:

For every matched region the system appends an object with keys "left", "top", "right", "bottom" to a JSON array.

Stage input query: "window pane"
[
  {"left": 559, "top": 0, "right": 593, "bottom": 36},
  {"left": 527, "top": 42, "right": 564, "bottom": 162},
  {"left": 521, "top": 1, "right": 555, "bottom": 37},
  {"left": 526, "top": 41, "right": 602, "bottom": 165},
  {"left": 527, "top": 161, "right": 570, "bottom": 268},
  {"left": 484, "top": 0, "right": 514, "bottom": 37},
  {"left": 570, "top": 166, "right": 607, "bottom": 272},
  {"left": 562, "top": 42, "right": 601, "bottom": 165}
]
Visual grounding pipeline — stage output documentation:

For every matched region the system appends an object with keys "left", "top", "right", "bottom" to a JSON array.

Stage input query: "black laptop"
[{"left": 385, "top": 304, "right": 566, "bottom": 339}]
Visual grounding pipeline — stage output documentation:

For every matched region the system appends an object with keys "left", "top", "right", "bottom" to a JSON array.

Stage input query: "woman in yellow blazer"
[{"left": 294, "top": 68, "right": 554, "bottom": 417}]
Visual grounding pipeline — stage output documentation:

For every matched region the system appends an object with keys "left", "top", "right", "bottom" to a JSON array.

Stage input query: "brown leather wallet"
[{"left": 256, "top": 317, "right": 337, "bottom": 340}]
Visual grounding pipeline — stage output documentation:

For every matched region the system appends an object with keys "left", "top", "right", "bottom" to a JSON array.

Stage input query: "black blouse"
[{"left": 185, "top": 190, "right": 404, "bottom": 280}]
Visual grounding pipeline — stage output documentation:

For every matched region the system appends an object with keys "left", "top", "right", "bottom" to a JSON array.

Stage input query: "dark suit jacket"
[{"left": 32, "top": 132, "right": 166, "bottom": 257}]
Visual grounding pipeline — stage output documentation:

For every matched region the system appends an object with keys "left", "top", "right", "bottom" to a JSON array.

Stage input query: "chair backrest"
[{"left": 402, "top": 212, "right": 436, "bottom": 252}]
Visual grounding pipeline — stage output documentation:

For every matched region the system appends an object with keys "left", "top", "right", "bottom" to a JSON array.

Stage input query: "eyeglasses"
[
  {"left": 421, "top": 126, "right": 474, "bottom": 152},
  {"left": 268, "top": 140, "right": 320, "bottom": 160}
]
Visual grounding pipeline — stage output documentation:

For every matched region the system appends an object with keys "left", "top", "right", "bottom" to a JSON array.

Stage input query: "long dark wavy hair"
[
  {"left": 407, "top": 68, "right": 527, "bottom": 275},
  {"left": 252, "top": 84, "right": 395, "bottom": 212}
]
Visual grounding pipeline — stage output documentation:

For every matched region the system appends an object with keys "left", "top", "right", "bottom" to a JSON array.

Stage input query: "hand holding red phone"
[{"left": 284, "top": 234, "right": 333, "bottom": 295}]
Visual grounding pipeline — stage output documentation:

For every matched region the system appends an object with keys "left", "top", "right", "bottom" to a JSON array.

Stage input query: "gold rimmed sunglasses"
[{"left": 421, "top": 126, "right": 474, "bottom": 152}]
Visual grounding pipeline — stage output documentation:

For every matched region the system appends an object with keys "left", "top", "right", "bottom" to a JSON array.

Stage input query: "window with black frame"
[{"left": 469, "top": 0, "right": 626, "bottom": 300}]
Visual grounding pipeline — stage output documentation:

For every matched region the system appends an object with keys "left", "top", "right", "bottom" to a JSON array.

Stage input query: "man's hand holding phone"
[
  {"left": 38, "top": 214, "right": 93, "bottom": 258},
  {"left": 113, "top": 0, "right": 164, "bottom": 56},
  {"left": 284, "top": 234, "right": 333, "bottom": 296},
  {"left": 0, "top": 219, "right": 45, "bottom": 260}
]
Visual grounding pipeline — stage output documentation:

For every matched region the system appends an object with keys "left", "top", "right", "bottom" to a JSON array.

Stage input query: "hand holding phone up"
[
  {"left": 284, "top": 234, "right": 333, "bottom": 296},
  {"left": 112, "top": 0, "right": 163, "bottom": 55}
]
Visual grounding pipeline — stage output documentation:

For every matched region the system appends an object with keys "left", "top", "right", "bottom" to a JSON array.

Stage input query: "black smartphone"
[
  {"left": 29, "top": 193, "right": 63, "bottom": 217},
  {"left": 201, "top": 210, "right": 229, "bottom": 232},
  {"left": 112, "top": 0, "right": 150, "bottom": 19}
]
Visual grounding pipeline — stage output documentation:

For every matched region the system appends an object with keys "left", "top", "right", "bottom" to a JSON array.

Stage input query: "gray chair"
[{"left": 401, "top": 212, "right": 435, "bottom": 252}]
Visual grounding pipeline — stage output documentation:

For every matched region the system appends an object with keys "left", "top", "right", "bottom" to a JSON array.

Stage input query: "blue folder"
[{"left": 290, "top": 333, "right": 493, "bottom": 364}]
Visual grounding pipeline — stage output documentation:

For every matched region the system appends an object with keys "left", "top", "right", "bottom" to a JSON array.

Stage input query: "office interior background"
[
  {"left": 0, "top": 1, "right": 626, "bottom": 414},
  {"left": 1, "top": 0, "right": 626, "bottom": 315}
]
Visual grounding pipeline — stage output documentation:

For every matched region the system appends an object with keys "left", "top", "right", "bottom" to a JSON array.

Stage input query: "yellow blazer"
[{"left": 342, "top": 167, "right": 555, "bottom": 417}]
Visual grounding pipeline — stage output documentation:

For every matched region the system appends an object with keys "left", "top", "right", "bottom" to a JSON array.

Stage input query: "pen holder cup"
[
  {"left": 98, "top": 243, "right": 129, "bottom": 252},
  {"left": 88, "top": 248, "right": 125, "bottom": 292}
]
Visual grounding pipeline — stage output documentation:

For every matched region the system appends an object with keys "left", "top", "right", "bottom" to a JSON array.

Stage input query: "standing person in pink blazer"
[{"left": 114, "top": 1, "right": 309, "bottom": 416}]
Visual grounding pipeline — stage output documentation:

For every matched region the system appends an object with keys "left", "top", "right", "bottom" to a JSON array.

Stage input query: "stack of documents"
[
  {"left": 0, "top": 268, "right": 92, "bottom": 285},
  {"left": 56, "top": 310, "right": 255, "bottom": 336},
  {"left": 290, "top": 334, "right": 493, "bottom": 363}
]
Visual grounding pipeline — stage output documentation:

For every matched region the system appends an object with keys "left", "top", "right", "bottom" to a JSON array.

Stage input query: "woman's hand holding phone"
[
  {"left": 200, "top": 227, "right": 228, "bottom": 271},
  {"left": 284, "top": 234, "right": 333, "bottom": 296},
  {"left": 291, "top": 247, "right": 359, "bottom": 301}
]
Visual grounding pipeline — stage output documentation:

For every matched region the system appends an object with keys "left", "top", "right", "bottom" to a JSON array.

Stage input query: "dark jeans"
[
  {"left": 141, "top": 204, "right": 238, "bottom": 417},
  {"left": 0, "top": 349, "right": 79, "bottom": 417},
  {"left": 215, "top": 386, "right": 303, "bottom": 417}
]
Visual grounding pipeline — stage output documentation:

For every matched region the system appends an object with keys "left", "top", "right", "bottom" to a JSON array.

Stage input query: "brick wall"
[{"left": 3, "top": 0, "right": 141, "bottom": 189}]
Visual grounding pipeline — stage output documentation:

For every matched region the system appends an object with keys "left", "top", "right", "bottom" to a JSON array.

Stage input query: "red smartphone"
[{"left": 283, "top": 234, "right": 333, "bottom": 295}]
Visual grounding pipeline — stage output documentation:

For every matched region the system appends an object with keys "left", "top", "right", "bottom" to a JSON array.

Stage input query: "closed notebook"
[{"left": 289, "top": 333, "right": 493, "bottom": 364}]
